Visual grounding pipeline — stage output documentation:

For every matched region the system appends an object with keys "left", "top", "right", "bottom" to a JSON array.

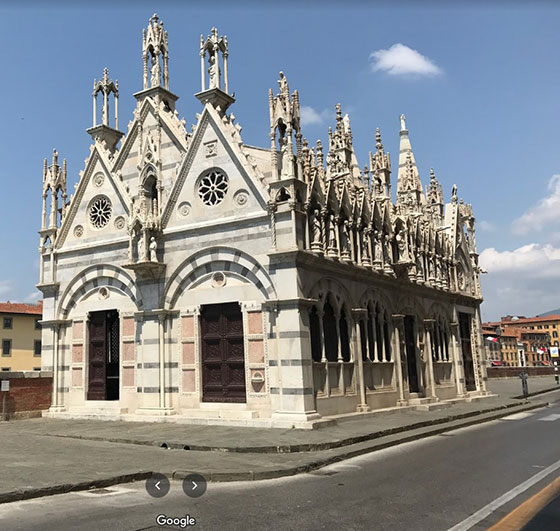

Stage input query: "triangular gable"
[
  {"left": 161, "top": 104, "right": 269, "bottom": 228},
  {"left": 113, "top": 97, "right": 189, "bottom": 176},
  {"left": 325, "top": 180, "right": 339, "bottom": 214},
  {"left": 338, "top": 183, "right": 352, "bottom": 218},
  {"left": 357, "top": 190, "right": 371, "bottom": 225},
  {"left": 381, "top": 202, "right": 393, "bottom": 234},
  {"left": 372, "top": 201, "right": 383, "bottom": 230},
  {"left": 56, "top": 145, "right": 131, "bottom": 249},
  {"left": 307, "top": 172, "right": 325, "bottom": 206}
]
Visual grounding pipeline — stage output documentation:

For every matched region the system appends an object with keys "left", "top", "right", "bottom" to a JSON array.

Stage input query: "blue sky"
[{"left": 2, "top": 3, "right": 560, "bottom": 321}]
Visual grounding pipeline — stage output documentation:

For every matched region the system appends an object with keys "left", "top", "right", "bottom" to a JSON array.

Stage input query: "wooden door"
[
  {"left": 87, "top": 311, "right": 107, "bottom": 400},
  {"left": 404, "top": 316, "right": 420, "bottom": 393},
  {"left": 459, "top": 313, "right": 476, "bottom": 391},
  {"left": 201, "top": 302, "right": 246, "bottom": 403}
]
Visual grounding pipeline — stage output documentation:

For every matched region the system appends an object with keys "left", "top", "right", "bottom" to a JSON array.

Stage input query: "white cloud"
[
  {"left": 480, "top": 243, "right": 560, "bottom": 275},
  {"left": 25, "top": 291, "right": 41, "bottom": 303},
  {"left": 300, "top": 106, "right": 330, "bottom": 126},
  {"left": 369, "top": 44, "right": 442, "bottom": 76},
  {"left": 479, "top": 243, "right": 560, "bottom": 320},
  {"left": 512, "top": 174, "right": 560, "bottom": 235},
  {"left": 477, "top": 220, "right": 495, "bottom": 232}
]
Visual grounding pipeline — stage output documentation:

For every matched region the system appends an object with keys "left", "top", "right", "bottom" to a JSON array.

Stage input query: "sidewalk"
[
  {"left": 0, "top": 394, "right": 551, "bottom": 504},
  {"left": 487, "top": 375, "right": 559, "bottom": 398}
]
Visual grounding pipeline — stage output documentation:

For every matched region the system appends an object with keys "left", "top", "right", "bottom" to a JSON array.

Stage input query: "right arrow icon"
[{"left": 183, "top": 474, "right": 207, "bottom": 498}]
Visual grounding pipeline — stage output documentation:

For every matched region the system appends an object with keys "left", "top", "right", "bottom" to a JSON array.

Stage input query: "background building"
[
  {"left": 0, "top": 302, "right": 43, "bottom": 371},
  {"left": 483, "top": 315, "right": 554, "bottom": 366}
]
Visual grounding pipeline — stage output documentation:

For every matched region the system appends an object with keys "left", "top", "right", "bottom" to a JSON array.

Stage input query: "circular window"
[
  {"left": 89, "top": 196, "right": 112, "bottom": 228},
  {"left": 198, "top": 169, "right": 229, "bottom": 206}
]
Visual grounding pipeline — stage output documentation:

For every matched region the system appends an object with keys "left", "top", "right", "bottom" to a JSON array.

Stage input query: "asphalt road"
[{"left": 1, "top": 391, "right": 560, "bottom": 531}]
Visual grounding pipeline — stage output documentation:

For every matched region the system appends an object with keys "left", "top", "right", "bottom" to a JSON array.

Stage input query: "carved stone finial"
[
  {"left": 375, "top": 127, "right": 383, "bottom": 150},
  {"left": 335, "top": 103, "right": 342, "bottom": 125},
  {"left": 430, "top": 168, "right": 435, "bottom": 181}
]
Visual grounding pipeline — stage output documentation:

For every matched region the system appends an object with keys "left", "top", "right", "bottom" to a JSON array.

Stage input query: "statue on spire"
[
  {"left": 142, "top": 13, "right": 169, "bottom": 90},
  {"left": 400, "top": 114, "right": 407, "bottom": 132},
  {"left": 199, "top": 26, "right": 230, "bottom": 94}
]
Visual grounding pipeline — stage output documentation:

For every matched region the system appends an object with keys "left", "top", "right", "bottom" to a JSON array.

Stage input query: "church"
[{"left": 38, "top": 15, "right": 488, "bottom": 428}]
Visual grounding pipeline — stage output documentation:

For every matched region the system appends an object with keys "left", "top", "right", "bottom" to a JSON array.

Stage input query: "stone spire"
[
  {"left": 87, "top": 68, "right": 123, "bottom": 153},
  {"left": 41, "top": 149, "right": 67, "bottom": 233},
  {"left": 196, "top": 27, "right": 234, "bottom": 114},
  {"left": 327, "top": 104, "right": 361, "bottom": 183},
  {"left": 268, "top": 71, "right": 301, "bottom": 179},
  {"left": 396, "top": 114, "right": 425, "bottom": 211},
  {"left": 426, "top": 167, "right": 444, "bottom": 223},
  {"left": 142, "top": 13, "right": 169, "bottom": 90},
  {"left": 369, "top": 127, "right": 391, "bottom": 200}
]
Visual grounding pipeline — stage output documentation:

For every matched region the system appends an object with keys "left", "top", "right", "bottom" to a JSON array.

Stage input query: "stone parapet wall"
[
  {"left": 487, "top": 367, "right": 554, "bottom": 378},
  {"left": 0, "top": 372, "right": 52, "bottom": 420}
]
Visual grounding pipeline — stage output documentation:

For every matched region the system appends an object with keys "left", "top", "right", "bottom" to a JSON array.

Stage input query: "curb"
[
  {"left": 0, "top": 472, "right": 152, "bottom": 505},
  {"left": 45, "top": 401, "right": 530, "bottom": 454},
  {"left": 173, "top": 401, "right": 547, "bottom": 482},
  {"left": 0, "top": 401, "right": 545, "bottom": 504},
  {"left": 513, "top": 386, "right": 560, "bottom": 400}
]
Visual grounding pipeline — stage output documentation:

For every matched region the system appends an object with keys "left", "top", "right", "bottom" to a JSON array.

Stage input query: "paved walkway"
[
  {"left": 487, "top": 375, "right": 559, "bottom": 398},
  {"left": 3, "top": 396, "right": 524, "bottom": 452},
  {"left": 0, "top": 393, "right": 554, "bottom": 503}
]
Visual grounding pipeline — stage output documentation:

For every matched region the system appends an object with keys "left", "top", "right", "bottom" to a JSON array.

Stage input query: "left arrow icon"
[{"left": 146, "top": 474, "right": 170, "bottom": 498}]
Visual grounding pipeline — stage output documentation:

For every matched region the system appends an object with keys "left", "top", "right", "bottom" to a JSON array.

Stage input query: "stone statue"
[
  {"left": 400, "top": 114, "right": 407, "bottom": 131},
  {"left": 374, "top": 175, "right": 384, "bottom": 196},
  {"left": 150, "top": 56, "right": 161, "bottom": 87},
  {"left": 328, "top": 215, "right": 337, "bottom": 251},
  {"left": 383, "top": 233, "right": 392, "bottom": 263},
  {"left": 361, "top": 229, "right": 371, "bottom": 264},
  {"left": 208, "top": 54, "right": 219, "bottom": 89},
  {"left": 451, "top": 184, "right": 458, "bottom": 205},
  {"left": 149, "top": 236, "right": 158, "bottom": 262},
  {"left": 341, "top": 220, "right": 351, "bottom": 258},
  {"left": 311, "top": 209, "right": 322, "bottom": 246},
  {"left": 342, "top": 113, "right": 351, "bottom": 135},
  {"left": 396, "top": 228, "right": 409, "bottom": 263},
  {"left": 278, "top": 71, "right": 288, "bottom": 94},
  {"left": 374, "top": 230, "right": 383, "bottom": 266}
]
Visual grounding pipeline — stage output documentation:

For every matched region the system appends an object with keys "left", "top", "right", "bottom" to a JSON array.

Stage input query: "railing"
[
  {"left": 434, "top": 361, "right": 453, "bottom": 385},
  {"left": 362, "top": 361, "right": 394, "bottom": 391},
  {"left": 313, "top": 361, "right": 355, "bottom": 397}
]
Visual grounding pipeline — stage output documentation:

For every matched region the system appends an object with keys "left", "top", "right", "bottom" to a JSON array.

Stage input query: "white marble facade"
[{"left": 38, "top": 16, "right": 488, "bottom": 428}]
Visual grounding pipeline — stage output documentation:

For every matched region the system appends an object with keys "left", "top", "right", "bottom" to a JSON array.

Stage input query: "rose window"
[
  {"left": 89, "top": 196, "right": 112, "bottom": 228},
  {"left": 198, "top": 169, "right": 229, "bottom": 206}
]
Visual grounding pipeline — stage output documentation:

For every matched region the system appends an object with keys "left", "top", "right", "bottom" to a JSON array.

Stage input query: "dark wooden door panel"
[
  {"left": 87, "top": 311, "right": 107, "bottom": 400},
  {"left": 404, "top": 316, "right": 420, "bottom": 393},
  {"left": 459, "top": 313, "right": 476, "bottom": 391},
  {"left": 201, "top": 303, "right": 247, "bottom": 403}
]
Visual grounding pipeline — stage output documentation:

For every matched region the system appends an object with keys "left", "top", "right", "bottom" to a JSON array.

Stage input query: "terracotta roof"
[
  {"left": 502, "top": 315, "right": 560, "bottom": 324},
  {"left": 0, "top": 302, "right": 43, "bottom": 316}
]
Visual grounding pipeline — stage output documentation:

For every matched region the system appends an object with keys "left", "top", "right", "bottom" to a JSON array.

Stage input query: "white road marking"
[
  {"left": 446, "top": 456, "right": 560, "bottom": 531},
  {"left": 74, "top": 486, "right": 135, "bottom": 497},
  {"left": 500, "top": 412, "right": 536, "bottom": 421},
  {"left": 538, "top": 413, "right": 560, "bottom": 422}
]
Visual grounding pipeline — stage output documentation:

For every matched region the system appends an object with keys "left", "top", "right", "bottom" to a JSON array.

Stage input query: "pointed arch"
[
  {"left": 164, "top": 246, "right": 277, "bottom": 309},
  {"left": 57, "top": 264, "right": 142, "bottom": 319}
]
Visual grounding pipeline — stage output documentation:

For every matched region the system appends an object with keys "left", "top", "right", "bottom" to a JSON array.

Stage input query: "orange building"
[
  {"left": 0, "top": 302, "right": 43, "bottom": 371},
  {"left": 500, "top": 316, "right": 552, "bottom": 366}
]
